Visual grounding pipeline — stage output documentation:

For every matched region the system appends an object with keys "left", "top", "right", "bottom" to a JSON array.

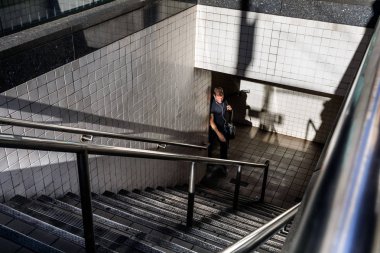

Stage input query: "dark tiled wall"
[
  {"left": 0, "top": 0, "right": 111, "bottom": 37},
  {"left": 0, "top": 0, "right": 196, "bottom": 93},
  {"left": 199, "top": 0, "right": 380, "bottom": 27}
]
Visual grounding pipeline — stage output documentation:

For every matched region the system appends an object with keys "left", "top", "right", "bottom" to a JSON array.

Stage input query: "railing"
[
  {"left": 222, "top": 203, "right": 300, "bottom": 253},
  {"left": 0, "top": 133, "right": 268, "bottom": 252},
  {"left": 0, "top": 116, "right": 207, "bottom": 150}
]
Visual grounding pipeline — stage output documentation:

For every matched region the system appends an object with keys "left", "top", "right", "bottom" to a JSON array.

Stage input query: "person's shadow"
[
  {"left": 312, "top": 1, "right": 380, "bottom": 144},
  {"left": 236, "top": 0, "right": 256, "bottom": 78}
]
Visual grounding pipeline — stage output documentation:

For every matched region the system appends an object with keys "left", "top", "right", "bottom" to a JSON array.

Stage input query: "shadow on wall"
[
  {"left": 0, "top": 94, "right": 206, "bottom": 143},
  {"left": 211, "top": 72, "right": 284, "bottom": 131},
  {"left": 257, "top": 85, "right": 282, "bottom": 133},
  {"left": 311, "top": 1, "right": 380, "bottom": 144},
  {"left": 0, "top": 151, "right": 196, "bottom": 203},
  {"left": 236, "top": 0, "right": 256, "bottom": 78},
  {"left": 210, "top": 0, "right": 257, "bottom": 125},
  {"left": 0, "top": 152, "right": 79, "bottom": 203},
  {"left": 235, "top": 1, "right": 283, "bottom": 133}
]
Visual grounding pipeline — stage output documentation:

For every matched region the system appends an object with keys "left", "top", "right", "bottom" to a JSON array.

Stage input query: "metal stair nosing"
[
  {"left": 104, "top": 191, "right": 185, "bottom": 223},
  {"left": 0, "top": 223, "right": 64, "bottom": 253},
  {"left": 256, "top": 243, "right": 283, "bottom": 253},
  {"left": 154, "top": 189, "right": 285, "bottom": 244},
  {"left": 194, "top": 186, "right": 286, "bottom": 215},
  {"left": 143, "top": 188, "right": 269, "bottom": 228},
  {"left": 80, "top": 193, "right": 234, "bottom": 248},
  {"left": 161, "top": 186, "right": 276, "bottom": 221},
  {"left": 30, "top": 196, "right": 172, "bottom": 253},
  {"left": 38, "top": 195, "right": 200, "bottom": 253},
  {"left": 158, "top": 188, "right": 287, "bottom": 249},
  {"left": 120, "top": 190, "right": 285, "bottom": 251},
  {"left": 86, "top": 192, "right": 183, "bottom": 227},
  {"left": 121, "top": 190, "right": 256, "bottom": 231},
  {"left": 130, "top": 190, "right": 266, "bottom": 234},
  {"left": 7, "top": 196, "right": 136, "bottom": 253},
  {"left": 189, "top": 187, "right": 279, "bottom": 219},
  {"left": 99, "top": 191, "right": 243, "bottom": 241},
  {"left": 112, "top": 191, "right": 250, "bottom": 239},
  {"left": 145, "top": 188, "right": 231, "bottom": 213},
  {"left": 61, "top": 193, "right": 224, "bottom": 253},
  {"left": 0, "top": 202, "right": 90, "bottom": 252},
  {"left": 152, "top": 188, "right": 273, "bottom": 226}
]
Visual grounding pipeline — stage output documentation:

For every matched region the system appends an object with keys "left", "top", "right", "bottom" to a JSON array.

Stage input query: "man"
[{"left": 209, "top": 87, "right": 232, "bottom": 160}]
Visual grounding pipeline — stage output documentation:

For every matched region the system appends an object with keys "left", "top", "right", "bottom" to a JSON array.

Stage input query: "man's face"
[{"left": 214, "top": 94, "right": 224, "bottom": 104}]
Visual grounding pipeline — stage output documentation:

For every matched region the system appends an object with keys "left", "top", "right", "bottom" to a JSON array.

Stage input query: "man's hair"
[{"left": 213, "top": 87, "right": 224, "bottom": 96}]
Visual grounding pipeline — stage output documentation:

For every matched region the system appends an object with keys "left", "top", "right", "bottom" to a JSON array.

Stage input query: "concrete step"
[
  {"left": 82, "top": 192, "right": 234, "bottom": 248},
  {"left": 1, "top": 184, "right": 290, "bottom": 253},
  {"left": 122, "top": 189, "right": 262, "bottom": 235},
  {"left": 162, "top": 186, "right": 276, "bottom": 221},
  {"left": 146, "top": 187, "right": 270, "bottom": 225},
  {"left": 134, "top": 189, "right": 285, "bottom": 251},
  {"left": 7, "top": 195, "right": 155, "bottom": 253},
  {"left": 0, "top": 223, "right": 64, "bottom": 253},
  {"left": 194, "top": 185, "right": 287, "bottom": 214},
  {"left": 191, "top": 186, "right": 284, "bottom": 218},
  {"left": 61, "top": 192, "right": 223, "bottom": 253},
  {"left": 0, "top": 202, "right": 93, "bottom": 253},
  {"left": 106, "top": 191, "right": 249, "bottom": 240},
  {"left": 38, "top": 195, "right": 198, "bottom": 253}
]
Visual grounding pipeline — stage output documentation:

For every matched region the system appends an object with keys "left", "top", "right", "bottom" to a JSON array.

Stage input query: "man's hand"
[
  {"left": 217, "top": 131, "right": 226, "bottom": 142},
  {"left": 227, "top": 105, "right": 232, "bottom": 111}
]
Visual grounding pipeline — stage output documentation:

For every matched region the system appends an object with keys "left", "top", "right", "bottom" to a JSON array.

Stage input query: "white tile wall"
[
  {"left": 0, "top": 6, "right": 211, "bottom": 202},
  {"left": 240, "top": 80, "right": 343, "bottom": 143},
  {"left": 195, "top": 5, "right": 372, "bottom": 96},
  {"left": 195, "top": 5, "right": 371, "bottom": 143}
]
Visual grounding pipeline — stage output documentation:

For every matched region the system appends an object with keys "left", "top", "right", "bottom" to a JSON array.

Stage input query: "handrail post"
[
  {"left": 77, "top": 150, "right": 96, "bottom": 252},
  {"left": 233, "top": 165, "right": 242, "bottom": 210},
  {"left": 260, "top": 160, "right": 269, "bottom": 202},
  {"left": 186, "top": 162, "right": 196, "bottom": 228}
]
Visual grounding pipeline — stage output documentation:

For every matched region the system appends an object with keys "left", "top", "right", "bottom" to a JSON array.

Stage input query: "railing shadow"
[
  {"left": 0, "top": 145, "right": 193, "bottom": 203},
  {"left": 311, "top": 1, "right": 379, "bottom": 144},
  {"left": 0, "top": 94, "right": 206, "bottom": 143}
]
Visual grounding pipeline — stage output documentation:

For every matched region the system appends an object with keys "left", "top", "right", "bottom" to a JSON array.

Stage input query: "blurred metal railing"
[
  {"left": 222, "top": 203, "right": 299, "bottom": 253},
  {"left": 0, "top": 133, "right": 268, "bottom": 252}
]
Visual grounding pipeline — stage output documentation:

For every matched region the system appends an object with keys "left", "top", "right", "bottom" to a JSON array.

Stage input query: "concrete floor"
[{"left": 206, "top": 126, "right": 323, "bottom": 208}]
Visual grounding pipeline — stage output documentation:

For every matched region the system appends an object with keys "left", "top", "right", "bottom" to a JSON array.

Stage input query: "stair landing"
[{"left": 209, "top": 126, "right": 323, "bottom": 208}]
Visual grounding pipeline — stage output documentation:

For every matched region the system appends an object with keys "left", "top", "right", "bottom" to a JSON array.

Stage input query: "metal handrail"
[
  {"left": 286, "top": 18, "right": 380, "bottom": 253},
  {"left": 0, "top": 132, "right": 268, "bottom": 252},
  {"left": 0, "top": 133, "right": 264, "bottom": 167},
  {"left": 222, "top": 203, "right": 300, "bottom": 253},
  {"left": 0, "top": 116, "right": 207, "bottom": 150}
]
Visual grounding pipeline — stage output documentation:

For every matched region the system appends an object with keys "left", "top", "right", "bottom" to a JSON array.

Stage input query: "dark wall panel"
[
  {"left": 199, "top": 0, "right": 380, "bottom": 27},
  {"left": 0, "top": 0, "right": 196, "bottom": 93}
]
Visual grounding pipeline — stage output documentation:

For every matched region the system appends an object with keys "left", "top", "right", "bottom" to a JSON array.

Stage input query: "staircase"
[{"left": 0, "top": 186, "right": 291, "bottom": 252}]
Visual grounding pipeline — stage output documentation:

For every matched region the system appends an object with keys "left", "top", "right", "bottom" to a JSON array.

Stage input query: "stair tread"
[
  {"left": 0, "top": 202, "right": 88, "bottom": 253},
  {"left": 3, "top": 185, "right": 290, "bottom": 253}
]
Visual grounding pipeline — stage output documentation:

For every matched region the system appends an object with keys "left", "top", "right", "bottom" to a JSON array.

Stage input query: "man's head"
[{"left": 213, "top": 87, "right": 224, "bottom": 104}]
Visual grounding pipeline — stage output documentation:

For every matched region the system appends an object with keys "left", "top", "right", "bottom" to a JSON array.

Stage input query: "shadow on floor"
[{"left": 201, "top": 125, "right": 323, "bottom": 208}]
